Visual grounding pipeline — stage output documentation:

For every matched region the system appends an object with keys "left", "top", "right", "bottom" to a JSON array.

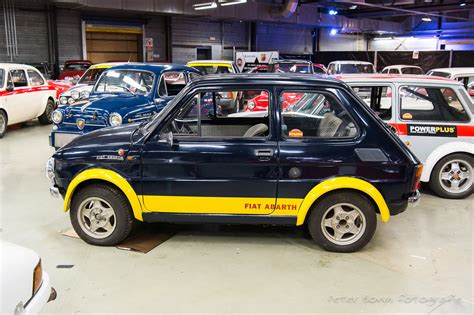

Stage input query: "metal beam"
[{"left": 345, "top": 3, "right": 474, "bottom": 19}]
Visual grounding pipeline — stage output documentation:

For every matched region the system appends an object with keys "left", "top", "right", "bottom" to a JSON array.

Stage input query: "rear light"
[
  {"left": 411, "top": 164, "right": 423, "bottom": 192},
  {"left": 33, "top": 259, "right": 43, "bottom": 296}
]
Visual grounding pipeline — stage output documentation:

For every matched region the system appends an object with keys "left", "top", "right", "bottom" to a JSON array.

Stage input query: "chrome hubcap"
[
  {"left": 77, "top": 197, "right": 116, "bottom": 239},
  {"left": 0, "top": 115, "right": 5, "bottom": 133},
  {"left": 439, "top": 159, "right": 472, "bottom": 194},
  {"left": 321, "top": 203, "right": 366, "bottom": 245}
]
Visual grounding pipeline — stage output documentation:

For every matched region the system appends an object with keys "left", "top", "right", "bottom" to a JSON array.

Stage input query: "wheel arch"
[
  {"left": 422, "top": 141, "right": 474, "bottom": 182},
  {"left": 63, "top": 168, "right": 143, "bottom": 221},
  {"left": 296, "top": 177, "right": 390, "bottom": 226}
]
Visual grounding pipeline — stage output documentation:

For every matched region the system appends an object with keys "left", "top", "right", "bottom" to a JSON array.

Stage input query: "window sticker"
[
  {"left": 289, "top": 128, "right": 303, "bottom": 138},
  {"left": 407, "top": 125, "right": 457, "bottom": 137},
  {"left": 402, "top": 113, "right": 413, "bottom": 120}
]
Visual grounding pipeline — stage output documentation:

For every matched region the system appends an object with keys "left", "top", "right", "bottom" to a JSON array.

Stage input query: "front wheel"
[
  {"left": 308, "top": 191, "right": 377, "bottom": 252},
  {"left": 429, "top": 153, "right": 473, "bottom": 199},
  {"left": 0, "top": 110, "right": 7, "bottom": 138},
  {"left": 38, "top": 99, "right": 55, "bottom": 125},
  {"left": 70, "top": 184, "right": 134, "bottom": 246}
]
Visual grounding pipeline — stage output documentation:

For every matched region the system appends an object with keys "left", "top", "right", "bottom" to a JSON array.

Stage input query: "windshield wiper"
[{"left": 120, "top": 86, "right": 136, "bottom": 96}]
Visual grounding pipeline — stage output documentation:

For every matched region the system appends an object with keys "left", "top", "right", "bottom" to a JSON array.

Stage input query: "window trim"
[
  {"left": 94, "top": 69, "right": 156, "bottom": 97},
  {"left": 348, "top": 83, "right": 395, "bottom": 121},
  {"left": 277, "top": 88, "right": 361, "bottom": 141},
  {"left": 398, "top": 84, "right": 471, "bottom": 124},
  {"left": 27, "top": 69, "right": 45, "bottom": 86}
]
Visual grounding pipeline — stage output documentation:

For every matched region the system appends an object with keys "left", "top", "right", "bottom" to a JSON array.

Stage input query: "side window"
[
  {"left": 158, "top": 71, "right": 187, "bottom": 97},
  {"left": 388, "top": 69, "right": 398, "bottom": 74},
  {"left": 10, "top": 70, "right": 28, "bottom": 87},
  {"left": 351, "top": 85, "right": 392, "bottom": 120},
  {"left": 161, "top": 89, "right": 269, "bottom": 138},
  {"left": 280, "top": 91, "right": 359, "bottom": 139},
  {"left": 327, "top": 65, "right": 334, "bottom": 75},
  {"left": 27, "top": 70, "right": 45, "bottom": 86},
  {"left": 381, "top": 69, "right": 388, "bottom": 74},
  {"left": 188, "top": 72, "right": 201, "bottom": 81},
  {"left": 399, "top": 86, "right": 470, "bottom": 122}
]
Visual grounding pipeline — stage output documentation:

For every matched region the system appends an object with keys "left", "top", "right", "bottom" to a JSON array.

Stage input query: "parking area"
[{"left": 1, "top": 122, "right": 472, "bottom": 314}]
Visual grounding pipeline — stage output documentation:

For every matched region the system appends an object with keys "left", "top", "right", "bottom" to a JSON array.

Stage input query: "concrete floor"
[{"left": 0, "top": 121, "right": 473, "bottom": 314}]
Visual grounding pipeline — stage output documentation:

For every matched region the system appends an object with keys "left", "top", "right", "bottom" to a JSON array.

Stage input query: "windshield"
[
  {"left": 269, "top": 63, "right": 311, "bottom": 74},
  {"left": 337, "top": 64, "right": 375, "bottom": 74},
  {"left": 94, "top": 70, "right": 154, "bottom": 95},
  {"left": 427, "top": 71, "right": 450, "bottom": 78},
  {"left": 65, "top": 63, "right": 91, "bottom": 71},
  {"left": 191, "top": 65, "right": 232, "bottom": 75},
  {"left": 401, "top": 67, "right": 423, "bottom": 75},
  {"left": 79, "top": 68, "right": 106, "bottom": 84},
  {"left": 0, "top": 69, "right": 4, "bottom": 87}
]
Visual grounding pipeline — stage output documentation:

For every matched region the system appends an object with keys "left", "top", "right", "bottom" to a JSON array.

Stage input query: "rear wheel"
[
  {"left": 38, "top": 99, "right": 55, "bottom": 125},
  {"left": 0, "top": 110, "right": 7, "bottom": 138},
  {"left": 307, "top": 191, "right": 377, "bottom": 252},
  {"left": 70, "top": 184, "right": 134, "bottom": 246},
  {"left": 429, "top": 153, "right": 473, "bottom": 199}
]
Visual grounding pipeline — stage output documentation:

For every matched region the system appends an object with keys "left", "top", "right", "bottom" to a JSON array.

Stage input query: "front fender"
[
  {"left": 63, "top": 168, "right": 143, "bottom": 221},
  {"left": 422, "top": 140, "right": 474, "bottom": 182}
]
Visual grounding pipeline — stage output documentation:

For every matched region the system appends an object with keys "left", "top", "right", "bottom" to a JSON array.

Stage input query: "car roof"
[
  {"left": 190, "top": 73, "right": 342, "bottom": 87},
  {"left": 186, "top": 60, "right": 234, "bottom": 66},
  {"left": 65, "top": 60, "right": 93, "bottom": 64},
  {"left": 270, "top": 59, "right": 312, "bottom": 64},
  {"left": 329, "top": 60, "right": 374, "bottom": 65},
  {"left": 106, "top": 63, "right": 200, "bottom": 75},
  {"left": 0, "top": 63, "right": 39, "bottom": 71},
  {"left": 383, "top": 65, "right": 422, "bottom": 69},
  {"left": 336, "top": 73, "right": 461, "bottom": 85},
  {"left": 428, "top": 68, "right": 474, "bottom": 75},
  {"left": 89, "top": 62, "right": 128, "bottom": 70}
]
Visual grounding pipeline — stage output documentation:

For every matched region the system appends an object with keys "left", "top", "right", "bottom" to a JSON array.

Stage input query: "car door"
[
  {"left": 395, "top": 84, "right": 472, "bottom": 163},
  {"left": 26, "top": 69, "right": 48, "bottom": 116},
  {"left": 141, "top": 85, "right": 279, "bottom": 215},
  {"left": 3, "top": 69, "right": 31, "bottom": 124},
  {"left": 276, "top": 87, "right": 362, "bottom": 214}
]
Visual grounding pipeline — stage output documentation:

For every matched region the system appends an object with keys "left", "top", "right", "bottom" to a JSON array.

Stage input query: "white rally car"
[
  {"left": 338, "top": 74, "right": 473, "bottom": 199},
  {"left": 0, "top": 63, "right": 58, "bottom": 138},
  {"left": 427, "top": 67, "right": 474, "bottom": 100},
  {"left": 0, "top": 240, "right": 56, "bottom": 314}
]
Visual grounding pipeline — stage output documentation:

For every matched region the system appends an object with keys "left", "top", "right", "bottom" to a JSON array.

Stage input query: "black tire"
[
  {"left": 38, "top": 98, "right": 55, "bottom": 125},
  {"left": 0, "top": 110, "right": 7, "bottom": 138},
  {"left": 429, "top": 153, "right": 473, "bottom": 199},
  {"left": 70, "top": 184, "right": 134, "bottom": 246},
  {"left": 307, "top": 191, "right": 377, "bottom": 253}
]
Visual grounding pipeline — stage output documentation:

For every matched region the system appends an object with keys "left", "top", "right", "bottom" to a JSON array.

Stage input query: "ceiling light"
[
  {"left": 219, "top": 0, "right": 247, "bottom": 6},
  {"left": 421, "top": 16, "right": 432, "bottom": 22},
  {"left": 330, "top": 29, "right": 338, "bottom": 36},
  {"left": 193, "top": 2, "right": 217, "bottom": 10},
  {"left": 349, "top": 5, "right": 358, "bottom": 10},
  {"left": 460, "top": 1, "right": 466, "bottom": 7},
  {"left": 329, "top": 9, "right": 338, "bottom": 15}
]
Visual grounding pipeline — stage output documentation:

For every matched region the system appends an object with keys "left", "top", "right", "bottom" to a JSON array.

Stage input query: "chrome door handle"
[{"left": 255, "top": 149, "right": 273, "bottom": 161}]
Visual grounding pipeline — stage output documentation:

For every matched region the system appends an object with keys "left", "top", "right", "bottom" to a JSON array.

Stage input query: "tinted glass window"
[
  {"left": 65, "top": 63, "right": 90, "bottom": 71},
  {"left": 0, "top": 69, "right": 4, "bottom": 87},
  {"left": 427, "top": 71, "right": 450, "bottom": 78},
  {"left": 351, "top": 85, "right": 392, "bottom": 120},
  {"left": 27, "top": 70, "right": 45, "bottom": 86},
  {"left": 79, "top": 68, "right": 106, "bottom": 84},
  {"left": 192, "top": 66, "right": 231, "bottom": 75},
  {"left": 280, "top": 91, "right": 358, "bottom": 138},
  {"left": 95, "top": 70, "right": 154, "bottom": 95},
  {"left": 313, "top": 66, "right": 326, "bottom": 74},
  {"left": 399, "top": 86, "right": 470, "bottom": 122},
  {"left": 401, "top": 67, "right": 423, "bottom": 75},
  {"left": 10, "top": 70, "right": 28, "bottom": 87},
  {"left": 162, "top": 89, "right": 269, "bottom": 138},
  {"left": 337, "top": 64, "right": 375, "bottom": 74},
  {"left": 388, "top": 69, "right": 399, "bottom": 74},
  {"left": 269, "top": 63, "right": 312, "bottom": 74}
]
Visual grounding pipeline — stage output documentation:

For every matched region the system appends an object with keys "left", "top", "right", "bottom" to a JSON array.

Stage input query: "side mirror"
[
  {"left": 159, "top": 131, "right": 174, "bottom": 146},
  {"left": 6, "top": 84, "right": 14, "bottom": 92}
]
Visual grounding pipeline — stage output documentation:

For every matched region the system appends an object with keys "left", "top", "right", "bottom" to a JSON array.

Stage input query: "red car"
[
  {"left": 58, "top": 60, "right": 93, "bottom": 81},
  {"left": 245, "top": 91, "right": 304, "bottom": 112}
]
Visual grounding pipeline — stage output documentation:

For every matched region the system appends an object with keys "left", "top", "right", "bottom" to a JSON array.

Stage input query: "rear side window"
[
  {"left": 0, "top": 69, "right": 4, "bottom": 87},
  {"left": 27, "top": 70, "right": 45, "bottom": 86},
  {"left": 351, "top": 85, "right": 392, "bottom": 120},
  {"left": 402, "top": 67, "right": 423, "bottom": 75},
  {"left": 399, "top": 86, "right": 470, "bottom": 122},
  {"left": 280, "top": 91, "right": 359, "bottom": 139},
  {"left": 158, "top": 71, "right": 187, "bottom": 97},
  {"left": 10, "top": 69, "right": 28, "bottom": 87}
]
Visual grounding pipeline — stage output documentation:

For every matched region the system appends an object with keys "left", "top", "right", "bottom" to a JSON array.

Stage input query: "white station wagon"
[
  {"left": 0, "top": 63, "right": 57, "bottom": 138},
  {"left": 338, "top": 74, "right": 473, "bottom": 199}
]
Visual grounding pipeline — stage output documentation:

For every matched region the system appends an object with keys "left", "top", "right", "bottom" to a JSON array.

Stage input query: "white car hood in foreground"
[{"left": 0, "top": 240, "right": 39, "bottom": 314}]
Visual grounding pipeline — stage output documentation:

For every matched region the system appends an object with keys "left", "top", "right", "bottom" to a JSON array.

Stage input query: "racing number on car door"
[{"left": 141, "top": 87, "right": 279, "bottom": 215}]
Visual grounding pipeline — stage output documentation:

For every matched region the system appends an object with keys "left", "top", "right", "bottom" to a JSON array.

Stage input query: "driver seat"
[{"left": 243, "top": 123, "right": 268, "bottom": 137}]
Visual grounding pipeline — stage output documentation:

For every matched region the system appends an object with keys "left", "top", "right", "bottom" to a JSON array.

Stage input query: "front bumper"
[
  {"left": 49, "top": 131, "right": 80, "bottom": 148},
  {"left": 20, "top": 272, "right": 55, "bottom": 314},
  {"left": 408, "top": 190, "right": 421, "bottom": 207}
]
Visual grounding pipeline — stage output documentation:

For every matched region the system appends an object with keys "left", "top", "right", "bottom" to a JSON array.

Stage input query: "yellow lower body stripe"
[{"left": 141, "top": 195, "right": 303, "bottom": 216}]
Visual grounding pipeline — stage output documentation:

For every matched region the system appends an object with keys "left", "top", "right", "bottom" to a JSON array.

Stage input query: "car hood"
[{"left": 63, "top": 94, "right": 149, "bottom": 114}]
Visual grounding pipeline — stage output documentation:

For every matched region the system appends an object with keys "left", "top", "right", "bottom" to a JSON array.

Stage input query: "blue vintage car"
[{"left": 49, "top": 63, "right": 200, "bottom": 148}]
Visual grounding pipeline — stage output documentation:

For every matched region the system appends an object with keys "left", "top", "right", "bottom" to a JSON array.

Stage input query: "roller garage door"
[{"left": 84, "top": 22, "right": 143, "bottom": 63}]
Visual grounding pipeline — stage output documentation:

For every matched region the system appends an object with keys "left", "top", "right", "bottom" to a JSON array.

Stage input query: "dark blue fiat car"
[
  {"left": 50, "top": 63, "right": 200, "bottom": 148},
  {"left": 46, "top": 74, "right": 422, "bottom": 252}
]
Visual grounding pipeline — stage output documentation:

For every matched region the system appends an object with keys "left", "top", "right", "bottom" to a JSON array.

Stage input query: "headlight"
[
  {"left": 51, "top": 110, "right": 63, "bottom": 124},
  {"left": 247, "top": 101, "right": 255, "bottom": 110},
  {"left": 109, "top": 113, "right": 122, "bottom": 126},
  {"left": 70, "top": 90, "right": 80, "bottom": 100},
  {"left": 67, "top": 97, "right": 75, "bottom": 105},
  {"left": 59, "top": 96, "right": 68, "bottom": 105},
  {"left": 80, "top": 90, "right": 90, "bottom": 99},
  {"left": 33, "top": 259, "right": 43, "bottom": 296},
  {"left": 46, "top": 157, "right": 55, "bottom": 184}
]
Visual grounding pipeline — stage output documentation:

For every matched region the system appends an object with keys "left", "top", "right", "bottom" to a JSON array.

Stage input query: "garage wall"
[
  {"left": 319, "top": 29, "right": 367, "bottom": 51},
  {"left": 368, "top": 37, "right": 438, "bottom": 51},
  {"left": 145, "top": 16, "right": 167, "bottom": 61},
  {"left": 56, "top": 9, "right": 82, "bottom": 65},
  {"left": 222, "top": 21, "right": 248, "bottom": 60},
  {"left": 0, "top": 8, "right": 49, "bottom": 63},
  {"left": 256, "top": 23, "right": 312, "bottom": 54}
]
